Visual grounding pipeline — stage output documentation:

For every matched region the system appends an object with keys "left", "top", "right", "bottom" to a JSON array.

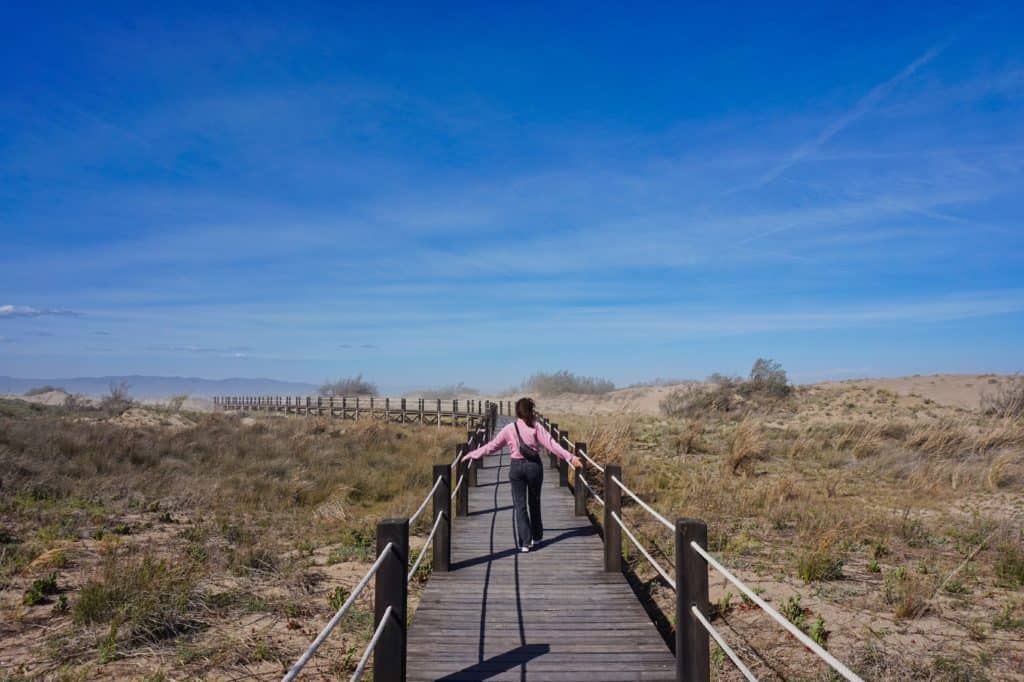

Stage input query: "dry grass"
[
  {"left": 551, "top": 382, "right": 1024, "bottom": 680},
  {"left": 0, "top": 408, "right": 462, "bottom": 679}
]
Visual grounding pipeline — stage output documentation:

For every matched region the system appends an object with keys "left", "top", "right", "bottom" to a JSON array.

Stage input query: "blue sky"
[{"left": 1, "top": 2, "right": 1023, "bottom": 391}]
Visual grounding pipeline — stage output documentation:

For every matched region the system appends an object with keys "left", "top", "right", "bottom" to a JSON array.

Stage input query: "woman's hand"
[{"left": 568, "top": 455, "right": 582, "bottom": 469}]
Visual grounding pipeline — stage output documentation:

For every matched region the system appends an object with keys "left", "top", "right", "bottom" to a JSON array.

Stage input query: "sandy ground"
[
  {"left": 3, "top": 373, "right": 1015, "bottom": 418},
  {"left": 498, "top": 373, "right": 1018, "bottom": 416}
]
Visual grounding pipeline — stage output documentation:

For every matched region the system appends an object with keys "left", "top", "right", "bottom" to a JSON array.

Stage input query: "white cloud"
[{"left": 0, "top": 305, "right": 79, "bottom": 318}]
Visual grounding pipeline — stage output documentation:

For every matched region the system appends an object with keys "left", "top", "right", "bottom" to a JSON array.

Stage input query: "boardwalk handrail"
[
  {"left": 535, "top": 411, "right": 864, "bottom": 682},
  {"left": 283, "top": 405, "right": 495, "bottom": 681},
  {"left": 407, "top": 510, "right": 446, "bottom": 580},
  {"left": 352, "top": 605, "right": 393, "bottom": 681},
  {"left": 282, "top": 542, "right": 395, "bottom": 681},
  {"left": 690, "top": 540, "right": 862, "bottom": 681}
]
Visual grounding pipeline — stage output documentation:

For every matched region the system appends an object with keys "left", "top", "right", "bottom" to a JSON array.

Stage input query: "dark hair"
[{"left": 515, "top": 397, "right": 536, "bottom": 426}]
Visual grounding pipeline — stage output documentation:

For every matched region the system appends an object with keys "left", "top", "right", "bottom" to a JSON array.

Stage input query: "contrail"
[{"left": 753, "top": 40, "right": 950, "bottom": 189}]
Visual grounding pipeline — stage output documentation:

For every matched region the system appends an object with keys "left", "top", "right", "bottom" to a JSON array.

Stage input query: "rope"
[
  {"left": 350, "top": 605, "right": 393, "bottom": 681},
  {"left": 691, "top": 605, "right": 759, "bottom": 682},
  {"left": 450, "top": 474, "right": 465, "bottom": 500},
  {"left": 282, "top": 543, "right": 395, "bottom": 682},
  {"left": 408, "top": 512, "right": 446, "bottom": 580},
  {"left": 577, "top": 473, "right": 604, "bottom": 506},
  {"left": 689, "top": 541, "right": 863, "bottom": 682},
  {"left": 578, "top": 447, "right": 605, "bottom": 472},
  {"left": 611, "top": 511, "right": 676, "bottom": 589},
  {"left": 611, "top": 476, "right": 674, "bottom": 532},
  {"left": 409, "top": 476, "right": 443, "bottom": 526}
]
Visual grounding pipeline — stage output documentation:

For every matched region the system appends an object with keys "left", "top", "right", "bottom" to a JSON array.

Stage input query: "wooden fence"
[{"left": 214, "top": 395, "right": 514, "bottom": 428}]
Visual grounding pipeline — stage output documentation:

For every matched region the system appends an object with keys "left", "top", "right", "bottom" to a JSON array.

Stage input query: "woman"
[{"left": 462, "top": 397, "right": 581, "bottom": 552}]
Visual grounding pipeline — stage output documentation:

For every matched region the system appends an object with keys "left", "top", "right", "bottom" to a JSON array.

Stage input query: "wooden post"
[
  {"left": 355, "top": 396, "right": 360, "bottom": 419},
  {"left": 574, "top": 442, "right": 588, "bottom": 515},
  {"left": 548, "top": 423, "right": 559, "bottom": 469},
  {"left": 385, "top": 398, "right": 390, "bottom": 422},
  {"left": 604, "top": 464, "right": 622, "bottom": 572},
  {"left": 432, "top": 465, "right": 451, "bottom": 572},
  {"left": 467, "top": 435, "right": 478, "bottom": 488},
  {"left": 374, "top": 518, "right": 408, "bottom": 682},
  {"left": 558, "top": 457, "right": 569, "bottom": 487},
  {"left": 456, "top": 446, "right": 469, "bottom": 517},
  {"left": 418, "top": 399, "right": 424, "bottom": 423},
  {"left": 676, "top": 519, "right": 710, "bottom": 682}
]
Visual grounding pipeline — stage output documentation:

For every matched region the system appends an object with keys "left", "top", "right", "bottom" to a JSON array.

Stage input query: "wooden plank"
[{"left": 407, "top": 416, "right": 675, "bottom": 680}]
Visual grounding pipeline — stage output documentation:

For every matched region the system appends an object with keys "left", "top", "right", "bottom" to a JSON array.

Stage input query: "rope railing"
[
  {"left": 351, "top": 605, "right": 393, "bottom": 681},
  {"left": 282, "top": 542, "right": 395, "bottom": 681},
  {"left": 537, "top": 409, "right": 864, "bottom": 682},
  {"left": 576, "top": 472, "right": 604, "bottom": 506},
  {"left": 610, "top": 511, "right": 675, "bottom": 589},
  {"left": 409, "top": 475, "right": 444, "bottom": 526},
  {"left": 408, "top": 511, "right": 446, "bottom": 580},
  {"left": 611, "top": 475, "right": 674, "bottom": 532},
  {"left": 689, "top": 541, "right": 862, "bottom": 681},
  {"left": 284, "top": 402, "right": 497, "bottom": 681},
  {"left": 691, "top": 605, "right": 759, "bottom": 682}
]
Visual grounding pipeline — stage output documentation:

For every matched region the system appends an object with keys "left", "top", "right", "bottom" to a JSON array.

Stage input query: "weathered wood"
[
  {"left": 433, "top": 464, "right": 451, "bottom": 573},
  {"left": 676, "top": 519, "right": 709, "bottom": 682},
  {"left": 574, "top": 442, "right": 588, "bottom": 515},
  {"left": 375, "top": 518, "right": 408, "bottom": 682},
  {"left": 407, "top": 418, "right": 674, "bottom": 679},
  {"left": 604, "top": 464, "right": 623, "bottom": 573}
]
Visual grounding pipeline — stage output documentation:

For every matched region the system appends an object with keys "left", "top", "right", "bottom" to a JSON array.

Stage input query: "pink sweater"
[{"left": 464, "top": 418, "right": 575, "bottom": 463}]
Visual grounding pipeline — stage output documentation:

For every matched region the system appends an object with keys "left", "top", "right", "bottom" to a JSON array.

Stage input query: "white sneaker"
[{"left": 519, "top": 546, "right": 530, "bottom": 553}]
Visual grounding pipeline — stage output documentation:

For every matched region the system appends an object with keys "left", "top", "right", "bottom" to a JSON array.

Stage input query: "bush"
[
  {"left": 995, "top": 540, "right": 1024, "bottom": 587},
  {"left": 318, "top": 374, "right": 378, "bottom": 397},
  {"left": 797, "top": 549, "right": 844, "bottom": 582},
  {"left": 659, "top": 362, "right": 791, "bottom": 417},
  {"left": 520, "top": 370, "right": 615, "bottom": 395},
  {"left": 745, "top": 358, "right": 791, "bottom": 397},
  {"left": 981, "top": 376, "right": 1024, "bottom": 418},
  {"left": 726, "top": 419, "right": 768, "bottom": 474},
  {"left": 100, "top": 381, "right": 133, "bottom": 416},
  {"left": 24, "top": 385, "right": 64, "bottom": 396},
  {"left": 74, "top": 551, "right": 202, "bottom": 642}
]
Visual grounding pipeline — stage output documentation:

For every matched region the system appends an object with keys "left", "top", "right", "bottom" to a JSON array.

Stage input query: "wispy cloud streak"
[
  {"left": 751, "top": 41, "right": 950, "bottom": 189},
  {"left": 0, "top": 305, "right": 80, "bottom": 319}
]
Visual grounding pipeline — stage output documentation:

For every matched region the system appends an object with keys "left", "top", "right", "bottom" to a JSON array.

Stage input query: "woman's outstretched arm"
[
  {"left": 535, "top": 426, "right": 581, "bottom": 467},
  {"left": 462, "top": 425, "right": 511, "bottom": 461}
]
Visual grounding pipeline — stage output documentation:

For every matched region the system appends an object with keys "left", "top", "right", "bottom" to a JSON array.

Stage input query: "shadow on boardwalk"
[{"left": 407, "top": 418, "right": 675, "bottom": 681}]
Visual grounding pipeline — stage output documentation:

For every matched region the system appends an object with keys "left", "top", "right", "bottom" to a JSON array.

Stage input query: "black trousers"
[{"left": 509, "top": 458, "right": 544, "bottom": 547}]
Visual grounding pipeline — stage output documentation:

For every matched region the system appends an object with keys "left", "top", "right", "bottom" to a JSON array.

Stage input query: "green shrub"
[
  {"left": 995, "top": 541, "right": 1024, "bottom": 587},
  {"left": 73, "top": 551, "right": 201, "bottom": 643},
  {"left": 797, "top": 549, "right": 844, "bottom": 583},
  {"left": 23, "top": 571, "right": 59, "bottom": 605}
]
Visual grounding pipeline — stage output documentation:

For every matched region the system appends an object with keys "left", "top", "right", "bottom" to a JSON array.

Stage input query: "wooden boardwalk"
[{"left": 407, "top": 419, "right": 676, "bottom": 681}]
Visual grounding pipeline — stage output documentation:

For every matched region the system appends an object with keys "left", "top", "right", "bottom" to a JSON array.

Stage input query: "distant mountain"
[{"left": 0, "top": 375, "right": 318, "bottom": 399}]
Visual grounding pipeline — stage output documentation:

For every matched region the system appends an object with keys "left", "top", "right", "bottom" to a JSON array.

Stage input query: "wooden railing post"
[
  {"left": 603, "top": 464, "right": 622, "bottom": 572},
  {"left": 456, "top": 446, "right": 469, "bottom": 517},
  {"left": 574, "top": 442, "right": 588, "bottom": 515},
  {"left": 467, "top": 431, "right": 478, "bottom": 488},
  {"left": 548, "top": 423, "right": 559, "bottom": 469},
  {"left": 374, "top": 518, "right": 408, "bottom": 682},
  {"left": 558, "top": 456, "right": 569, "bottom": 487},
  {"left": 432, "top": 465, "right": 451, "bottom": 572},
  {"left": 676, "top": 519, "right": 710, "bottom": 682}
]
